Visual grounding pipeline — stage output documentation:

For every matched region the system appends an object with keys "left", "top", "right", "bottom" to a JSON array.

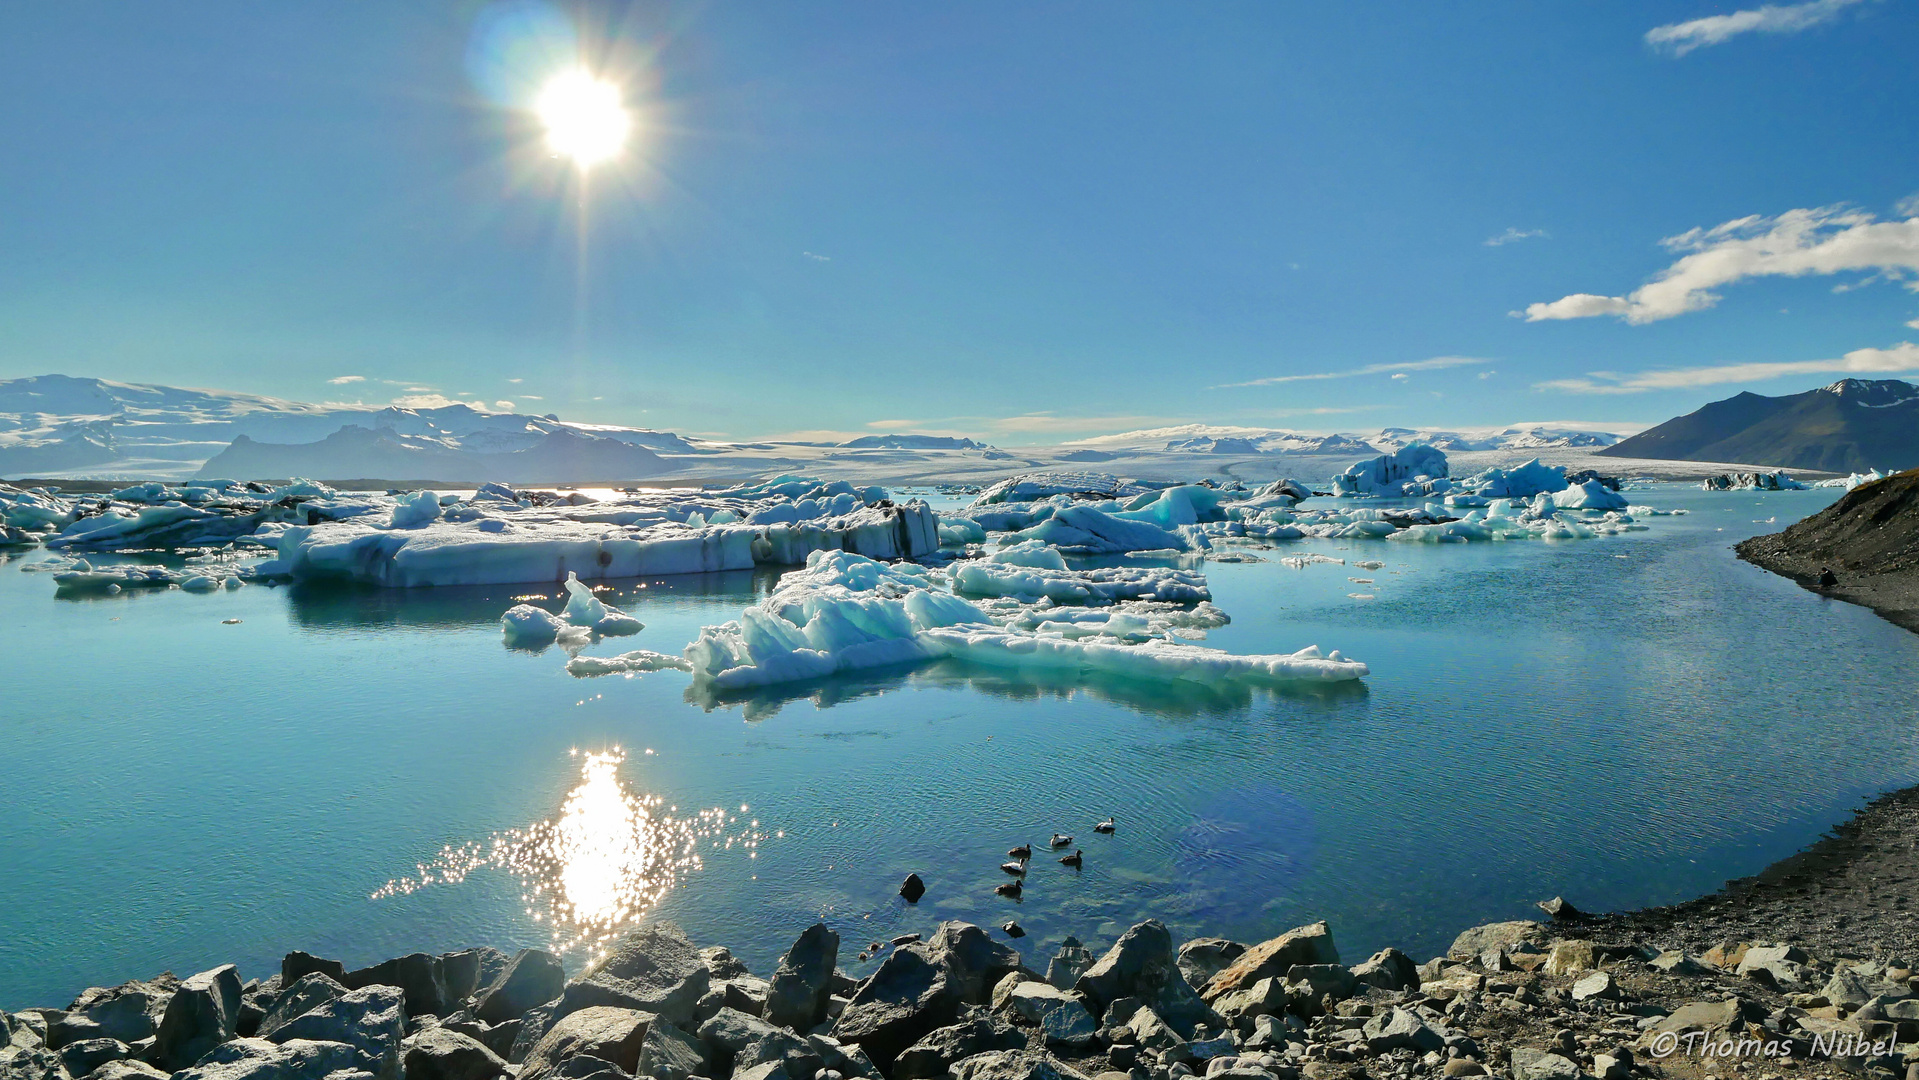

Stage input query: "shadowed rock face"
[{"left": 1737, "top": 468, "right": 1919, "bottom": 632}]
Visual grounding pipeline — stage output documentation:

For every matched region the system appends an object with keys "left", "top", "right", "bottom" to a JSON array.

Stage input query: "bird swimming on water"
[
  {"left": 1008, "top": 843, "right": 1032, "bottom": 859},
  {"left": 1000, "top": 861, "right": 1027, "bottom": 876},
  {"left": 995, "top": 879, "right": 1023, "bottom": 898},
  {"left": 1060, "top": 848, "right": 1083, "bottom": 868},
  {"left": 1094, "top": 817, "right": 1115, "bottom": 834},
  {"left": 1050, "top": 833, "right": 1073, "bottom": 847}
]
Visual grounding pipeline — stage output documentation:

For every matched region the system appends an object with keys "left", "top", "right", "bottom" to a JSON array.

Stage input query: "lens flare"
[
  {"left": 374, "top": 750, "right": 765, "bottom": 955},
  {"left": 535, "top": 68, "right": 631, "bottom": 168}
]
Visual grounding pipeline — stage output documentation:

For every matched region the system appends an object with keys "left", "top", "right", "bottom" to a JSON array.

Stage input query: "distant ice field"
[{"left": 2, "top": 483, "right": 1914, "bottom": 1009}]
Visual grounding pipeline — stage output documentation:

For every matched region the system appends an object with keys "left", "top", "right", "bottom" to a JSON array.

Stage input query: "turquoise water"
[{"left": 5, "top": 485, "right": 1918, "bottom": 1009}]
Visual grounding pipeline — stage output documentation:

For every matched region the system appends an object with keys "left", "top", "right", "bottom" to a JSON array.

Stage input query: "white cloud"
[
  {"left": 522, "top": 395, "right": 544, "bottom": 400},
  {"left": 1485, "top": 227, "right": 1549, "bottom": 247},
  {"left": 327, "top": 375, "right": 366, "bottom": 385},
  {"left": 1391, "top": 373, "right": 1409, "bottom": 380},
  {"left": 506, "top": 378, "right": 524, "bottom": 384},
  {"left": 1898, "top": 193, "right": 1919, "bottom": 218},
  {"left": 1519, "top": 205, "right": 1919, "bottom": 324},
  {"left": 495, "top": 401, "right": 515, "bottom": 411},
  {"left": 803, "top": 251, "right": 831, "bottom": 262},
  {"left": 390, "top": 393, "right": 485, "bottom": 409},
  {"left": 1535, "top": 340, "right": 1919, "bottom": 394},
  {"left": 1213, "top": 355, "right": 1492, "bottom": 389},
  {"left": 1907, "top": 317, "right": 1919, "bottom": 330},
  {"left": 1478, "top": 370, "right": 1497, "bottom": 379},
  {"left": 1646, "top": 0, "right": 1875, "bottom": 57}
]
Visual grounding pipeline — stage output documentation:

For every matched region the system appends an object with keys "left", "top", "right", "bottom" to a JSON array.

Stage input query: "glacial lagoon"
[{"left": 5, "top": 485, "right": 1917, "bottom": 1009}]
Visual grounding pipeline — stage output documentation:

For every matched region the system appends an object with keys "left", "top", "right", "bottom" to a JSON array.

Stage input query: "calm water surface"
[{"left": 4, "top": 484, "right": 1917, "bottom": 1008}]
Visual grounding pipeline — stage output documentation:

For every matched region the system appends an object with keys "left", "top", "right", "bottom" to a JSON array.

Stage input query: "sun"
[{"left": 535, "top": 68, "right": 631, "bottom": 169}]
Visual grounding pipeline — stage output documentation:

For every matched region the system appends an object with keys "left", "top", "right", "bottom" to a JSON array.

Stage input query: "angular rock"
[
  {"left": 1535, "top": 897, "right": 1581, "bottom": 923},
  {"left": 346, "top": 957, "right": 448, "bottom": 1020},
  {"left": 1444, "top": 922, "right": 1545, "bottom": 962},
  {"left": 1076, "top": 922, "right": 1222, "bottom": 1038},
  {"left": 0, "top": 1043, "right": 65, "bottom": 1080},
  {"left": 282, "top": 955, "right": 348, "bottom": 987},
  {"left": 1649, "top": 951, "right": 1709, "bottom": 977},
  {"left": 893, "top": 1018, "right": 1027, "bottom": 1080},
  {"left": 398, "top": 1028, "right": 507, "bottom": 1080},
  {"left": 696, "top": 1008, "right": 779, "bottom": 1074},
  {"left": 950, "top": 1049, "right": 1093, "bottom": 1080},
  {"left": 1737, "top": 945, "right": 1810, "bottom": 987},
  {"left": 806, "top": 1034, "right": 880, "bottom": 1080},
  {"left": 473, "top": 951, "right": 567, "bottom": 1026},
  {"left": 267, "top": 986, "right": 406, "bottom": 1080},
  {"left": 1047, "top": 940, "right": 1096, "bottom": 993},
  {"left": 1824, "top": 969, "right": 1875, "bottom": 1008},
  {"left": 732, "top": 1065, "right": 786, "bottom": 1080},
  {"left": 437, "top": 951, "right": 502, "bottom": 1011},
  {"left": 766, "top": 924, "right": 840, "bottom": 1032},
  {"left": 52, "top": 982, "right": 174, "bottom": 1049},
  {"left": 1636, "top": 998, "right": 1766, "bottom": 1048},
  {"left": 1571, "top": 972, "right": 1620, "bottom": 1002},
  {"left": 700, "top": 949, "right": 751, "bottom": 982},
  {"left": 564, "top": 927, "right": 708, "bottom": 1029},
  {"left": 732, "top": 1029, "right": 821, "bottom": 1080},
  {"left": 57, "top": 1039, "right": 127, "bottom": 1077},
  {"left": 900, "top": 875, "right": 927, "bottom": 904},
  {"left": 1350, "top": 949, "right": 1419, "bottom": 993},
  {"left": 548, "top": 1056, "right": 626, "bottom": 1080},
  {"left": 518, "top": 1007, "right": 653, "bottom": 1080},
  {"left": 927, "top": 923, "right": 1025, "bottom": 1007},
  {"left": 830, "top": 945, "right": 962, "bottom": 1070},
  {"left": 1003, "top": 984, "right": 1098, "bottom": 1049},
  {"left": 633, "top": 1022, "right": 706, "bottom": 1080},
  {"left": 258, "top": 976, "right": 350, "bottom": 1041},
  {"left": 153, "top": 965, "right": 244, "bottom": 1071},
  {"left": 1361, "top": 1009, "right": 1443, "bottom": 1054},
  {"left": 1507, "top": 1049, "right": 1578, "bottom": 1080},
  {"left": 1176, "top": 941, "right": 1246, "bottom": 993},
  {"left": 1700, "top": 942, "right": 1748, "bottom": 970},
  {"left": 173, "top": 1038, "right": 369, "bottom": 1080},
  {"left": 1209, "top": 979, "right": 1286, "bottom": 1025},
  {"left": 1200, "top": 924, "right": 1337, "bottom": 1004},
  {"left": 85, "top": 1060, "right": 170, "bottom": 1080},
  {"left": 1541, "top": 941, "right": 1594, "bottom": 976},
  {"left": 1284, "top": 966, "right": 1355, "bottom": 1003},
  {"left": 1123, "top": 1008, "right": 1185, "bottom": 1052}
]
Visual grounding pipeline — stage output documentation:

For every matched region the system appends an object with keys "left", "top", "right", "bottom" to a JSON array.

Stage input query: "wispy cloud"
[
  {"left": 327, "top": 375, "right": 365, "bottom": 385},
  {"left": 1485, "top": 227, "right": 1549, "bottom": 247},
  {"left": 495, "top": 401, "right": 515, "bottom": 411},
  {"left": 1646, "top": 0, "right": 1876, "bottom": 57},
  {"left": 1213, "top": 355, "right": 1492, "bottom": 389},
  {"left": 390, "top": 393, "right": 489, "bottom": 410},
  {"left": 803, "top": 251, "right": 831, "bottom": 262},
  {"left": 1519, "top": 205, "right": 1919, "bottom": 324},
  {"left": 506, "top": 378, "right": 524, "bottom": 384},
  {"left": 1536, "top": 340, "right": 1919, "bottom": 394}
]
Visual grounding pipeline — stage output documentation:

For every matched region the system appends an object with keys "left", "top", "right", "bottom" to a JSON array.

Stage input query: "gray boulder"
[
  {"left": 282, "top": 955, "right": 348, "bottom": 987},
  {"left": 547, "top": 1057, "right": 625, "bottom": 1080},
  {"left": 1074, "top": 922, "right": 1221, "bottom": 1038},
  {"left": 345, "top": 957, "right": 448, "bottom": 1020},
  {"left": 473, "top": 951, "right": 567, "bottom": 1026},
  {"left": 1508, "top": 1048, "right": 1580, "bottom": 1080},
  {"left": 84, "top": 1060, "right": 169, "bottom": 1080},
  {"left": 153, "top": 965, "right": 244, "bottom": 1071},
  {"left": 806, "top": 1034, "right": 879, "bottom": 1080},
  {"left": 258, "top": 976, "right": 350, "bottom": 1040},
  {"left": 438, "top": 951, "right": 507, "bottom": 1010},
  {"left": 926, "top": 924, "right": 1024, "bottom": 1007},
  {"left": 563, "top": 928, "right": 708, "bottom": 1029},
  {"left": 1044, "top": 940, "right": 1095, "bottom": 993},
  {"left": 765, "top": 924, "right": 839, "bottom": 1032},
  {"left": 1350, "top": 948, "right": 1419, "bottom": 992},
  {"left": 51, "top": 981, "right": 175, "bottom": 1048},
  {"left": 700, "top": 949, "right": 751, "bottom": 982},
  {"left": 1361, "top": 1008, "right": 1443, "bottom": 1054},
  {"left": 266, "top": 986, "right": 406, "bottom": 1080},
  {"left": 830, "top": 946, "right": 963, "bottom": 1070},
  {"left": 949, "top": 1049, "right": 1092, "bottom": 1080},
  {"left": 56, "top": 1039, "right": 126, "bottom": 1078},
  {"left": 1198, "top": 924, "right": 1337, "bottom": 1005},
  {"left": 695, "top": 1008, "right": 779, "bottom": 1074},
  {"left": 732, "top": 1030, "right": 821, "bottom": 1080},
  {"left": 5, "top": 1011, "right": 47, "bottom": 1052},
  {"left": 1001, "top": 983, "right": 1098, "bottom": 1048},
  {"left": 893, "top": 1018, "right": 1027, "bottom": 1080},
  {"left": 1649, "top": 951, "right": 1709, "bottom": 976},
  {"left": 1175, "top": 941, "right": 1246, "bottom": 992},
  {"left": 518, "top": 1007, "right": 653, "bottom": 1080},
  {"left": 398, "top": 1028, "right": 507, "bottom": 1080},
  {"left": 1823, "top": 969, "right": 1875, "bottom": 1008},
  {"left": 633, "top": 1023, "right": 706, "bottom": 1080},
  {"left": 0, "top": 1044, "right": 64, "bottom": 1080},
  {"left": 1444, "top": 922, "right": 1545, "bottom": 962},
  {"left": 173, "top": 1038, "right": 369, "bottom": 1080}
]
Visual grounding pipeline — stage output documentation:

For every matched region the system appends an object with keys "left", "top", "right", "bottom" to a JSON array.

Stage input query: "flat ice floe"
[{"left": 683, "top": 549, "right": 1366, "bottom": 691}]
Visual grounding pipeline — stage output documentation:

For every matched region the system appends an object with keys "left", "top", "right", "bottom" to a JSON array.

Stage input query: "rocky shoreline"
[
  {"left": 9, "top": 853, "right": 1919, "bottom": 1080},
  {"left": 1737, "top": 468, "right": 1919, "bottom": 634}
]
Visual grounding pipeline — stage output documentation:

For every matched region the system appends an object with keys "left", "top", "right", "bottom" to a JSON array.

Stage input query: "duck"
[
  {"left": 1002, "top": 921, "right": 1026, "bottom": 938},
  {"left": 1094, "top": 817, "right": 1116, "bottom": 834},
  {"left": 1000, "top": 861, "right": 1028, "bottom": 876},
  {"left": 1050, "top": 833, "right": 1073, "bottom": 847},
  {"left": 1059, "top": 848, "right": 1083, "bottom": 868},
  {"left": 1008, "top": 843, "right": 1032, "bottom": 860},
  {"left": 995, "top": 879, "right": 1023, "bottom": 899},
  {"left": 1819, "top": 566, "right": 1839, "bottom": 588}
]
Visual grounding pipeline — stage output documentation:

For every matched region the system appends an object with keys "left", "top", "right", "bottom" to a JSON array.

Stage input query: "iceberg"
[
  {"left": 683, "top": 550, "right": 1365, "bottom": 692},
  {"left": 562, "top": 571, "right": 644, "bottom": 635},
  {"left": 969, "top": 472, "right": 1151, "bottom": 506},
  {"left": 951, "top": 560, "right": 1211, "bottom": 604},
  {"left": 1814, "top": 469, "right": 1885, "bottom": 490},
  {"left": 388, "top": 488, "right": 441, "bottom": 529},
  {"left": 1331, "top": 444, "right": 1450, "bottom": 498},
  {"left": 1551, "top": 478, "right": 1630, "bottom": 511},
  {"left": 566, "top": 650, "right": 693, "bottom": 678},
  {"left": 1701, "top": 471, "right": 1807, "bottom": 491},
  {"left": 1008, "top": 502, "right": 1206, "bottom": 554},
  {"left": 1467, "top": 458, "right": 1569, "bottom": 499}
]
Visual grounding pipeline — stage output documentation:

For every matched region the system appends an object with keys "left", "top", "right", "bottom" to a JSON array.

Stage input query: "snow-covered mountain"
[
  {"left": 1077, "top": 423, "right": 1623, "bottom": 456},
  {"left": 0, "top": 375, "right": 703, "bottom": 480},
  {"left": 1366, "top": 425, "right": 1623, "bottom": 452}
]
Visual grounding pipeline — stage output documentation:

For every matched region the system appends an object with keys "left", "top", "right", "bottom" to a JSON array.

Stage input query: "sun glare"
[{"left": 536, "top": 68, "right": 631, "bottom": 169}]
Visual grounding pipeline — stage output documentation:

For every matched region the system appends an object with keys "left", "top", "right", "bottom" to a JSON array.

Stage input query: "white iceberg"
[
  {"left": 1467, "top": 459, "right": 1569, "bottom": 499},
  {"left": 562, "top": 571, "right": 644, "bottom": 635},
  {"left": 566, "top": 650, "right": 693, "bottom": 678},
  {"left": 1552, "top": 478, "right": 1629, "bottom": 511},
  {"left": 1331, "top": 444, "right": 1450, "bottom": 498}
]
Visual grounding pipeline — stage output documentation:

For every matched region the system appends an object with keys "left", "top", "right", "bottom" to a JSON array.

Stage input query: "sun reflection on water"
[{"left": 373, "top": 749, "right": 764, "bottom": 955}]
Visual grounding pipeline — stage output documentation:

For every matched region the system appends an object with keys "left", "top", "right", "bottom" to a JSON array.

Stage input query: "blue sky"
[{"left": 1, "top": 1, "right": 1915, "bottom": 441}]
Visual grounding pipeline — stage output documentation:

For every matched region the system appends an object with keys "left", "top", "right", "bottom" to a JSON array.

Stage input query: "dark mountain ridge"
[{"left": 1600, "top": 378, "right": 1919, "bottom": 473}]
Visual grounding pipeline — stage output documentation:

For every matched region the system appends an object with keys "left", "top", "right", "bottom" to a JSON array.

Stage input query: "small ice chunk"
[
  {"left": 566, "top": 650, "right": 694, "bottom": 678},
  {"left": 388, "top": 489, "right": 441, "bottom": 529},
  {"left": 562, "top": 571, "right": 643, "bottom": 635},
  {"left": 502, "top": 603, "right": 566, "bottom": 644}
]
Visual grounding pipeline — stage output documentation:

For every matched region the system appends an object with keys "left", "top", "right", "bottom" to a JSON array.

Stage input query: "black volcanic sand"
[
  {"left": 1737, "top": 467, "right": 1919, "bottom": 633},
  {"left": 1584, "top": 784, "right": 1919, "bottom": 960}
]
